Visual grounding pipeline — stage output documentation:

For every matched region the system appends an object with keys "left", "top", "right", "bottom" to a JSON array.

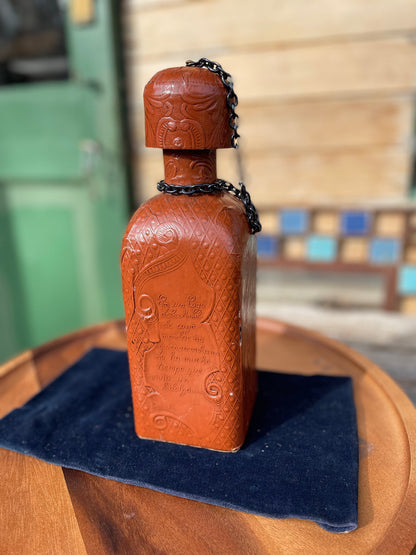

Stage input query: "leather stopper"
[{"left": 144, "top": 66, "right": 232, "bottom": 150}]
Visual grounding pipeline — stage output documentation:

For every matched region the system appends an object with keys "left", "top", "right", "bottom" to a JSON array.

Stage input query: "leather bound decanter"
[{"left": 121, "top": 60, "right": 259, "bottom": 451}]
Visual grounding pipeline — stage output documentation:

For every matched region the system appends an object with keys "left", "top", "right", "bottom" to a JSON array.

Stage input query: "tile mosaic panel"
[
  {"left": 341, "top": 211, "right": 371, "bottom": 236},
  {"left": 257, "top": 235, "right": 279, "bottom": 258},
  {"left": 307, "top": 235, "right": 337, "bottom": 262},
  {"left": 283, "top": 237, "right": 305, "bottom": 260},
  {"left": 259, "top": 212, "right": 279, "bottom": 234},
  {"left": 257, "top": 206, "right": 416, "bottom": 312},
  {"left": 374, "top": 212, "right": 405, "bottom": 237},
  {"left": 312, "top": 211, "right": 339, "bottom": 234},
  {"left": 281, "top": 209, "right": 309, "bottom": 235},
  {"left": 404, "top": 246, "right": 416, "bottom": 264},
  {"left": 399, "top": 265, "right": 416, "bottom": 295},
  {"left": 400, "top": 296, "right": 416, "bottom": 313},
  {"left": 340, "top": 238, "right": 368, "bottom": 263},
  {"left": 369, "top": 238, "right": 401, "bottom": 264}
]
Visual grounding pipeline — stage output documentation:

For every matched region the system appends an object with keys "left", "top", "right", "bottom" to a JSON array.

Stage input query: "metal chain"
[
  {"left": 186, "top": 57, "right": 240, "bottom": 149},
  {"left": 156, "top": 58, "right": 262, "bottom": 234},
  {"left": 157, "top": 179, "right": 262, "bottom": 234}
]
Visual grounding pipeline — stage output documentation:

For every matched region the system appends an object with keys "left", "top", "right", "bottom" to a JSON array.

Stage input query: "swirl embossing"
[
  {"left": 164, "top": 150, "right": 216, "bottom": 184},
  {"left": 153, "top": 414, "right": 168, "bottom": 430},
  {"left": 137, "top": 223, "right": 185, "bottom": 287},
  {"left": 138, "top": 294, "right": 156, "bottom": 319},
  {"left": 155, "top": 223, "right": 178, "bottom": 244},
  {"left": 152, "top": 413, "right": 194, "bottom": 434},
  {"left": 205, "top": 371, "right": 222, "bottom": 400}
]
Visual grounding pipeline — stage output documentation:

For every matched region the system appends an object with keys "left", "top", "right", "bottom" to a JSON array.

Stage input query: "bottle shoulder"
[{"left": 123, "top": 192, "right": 250, "bottom": 245}]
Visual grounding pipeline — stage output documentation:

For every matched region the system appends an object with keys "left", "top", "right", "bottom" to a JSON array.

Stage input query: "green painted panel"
[
  {"left": 91, "top": 195, "right": 125, "bottom": 319},
  {"left": 2, "top": 178, "right": 126, "bottom": 356},
  {"left": 67, "top": 1, "right": 125, "bottom": 158},
  {"left": 66, "top": 0, "right": 129, "bottom": 319},
  {"left": 0, "top": 187, "right": 27, "bottom": 360},
  {"left": 0, "top": 0, "right": 130, "bottom": 362},
  {"left": 0, "top": 82, "right": 95, "bottom": 180},
  {"left": 11, "top": 203, "right": 83, "bottom": 346},
  {"left": 0, "top": 273, "right": 20, "bottom": 361},
  {"left": 66, "top": 1, "right": 128, "bottom": 321}
]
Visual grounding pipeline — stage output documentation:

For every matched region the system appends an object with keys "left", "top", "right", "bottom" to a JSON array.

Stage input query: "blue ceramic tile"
[
  {"left": 307, "top": 236, "right": 337, "bottom": 262},
  {"left": 398, "top": 266, "right": 416, "bottom": 295},
  {"left": 369, "top": 238, "right": 400, "bottom": 264},
  {"left": 341, "top": 211, "right": 370, "bottom": 236},
  {"left": 257, "top": 235, "right": 279, "bottom": 258},
  {"left": 281, "top": 209, "right": 309, "bottom": 235}
]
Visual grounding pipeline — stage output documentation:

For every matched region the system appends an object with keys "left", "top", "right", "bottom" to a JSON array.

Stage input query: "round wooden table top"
[{"left": 0, "top": 318, "right": 415, "bottom": 555}]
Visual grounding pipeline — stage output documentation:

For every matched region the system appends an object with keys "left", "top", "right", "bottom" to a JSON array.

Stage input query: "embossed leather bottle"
[{"left": 121, "top": 62, "right": 257, "bottom": 451}]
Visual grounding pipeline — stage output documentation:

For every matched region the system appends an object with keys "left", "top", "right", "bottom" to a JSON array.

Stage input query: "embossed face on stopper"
[{"left": 144, "top": 66, "right": 232, "bottom": 150}]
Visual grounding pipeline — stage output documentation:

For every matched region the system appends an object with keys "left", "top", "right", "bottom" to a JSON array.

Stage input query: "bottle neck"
[{"left": 163, "top": 149, "right": 217, "bottom": 185}]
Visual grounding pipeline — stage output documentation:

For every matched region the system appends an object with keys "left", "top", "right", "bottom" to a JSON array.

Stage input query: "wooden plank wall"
[{"left": 122, "top": 0, "right": 416, "bottom": 206}]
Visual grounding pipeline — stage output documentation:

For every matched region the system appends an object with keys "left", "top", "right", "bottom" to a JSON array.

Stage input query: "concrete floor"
[{"left": 257, "top": 269, "right": 416, "bottom": 404}]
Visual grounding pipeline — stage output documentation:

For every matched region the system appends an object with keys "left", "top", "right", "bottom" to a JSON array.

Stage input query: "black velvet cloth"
[{"left": 0, "top": 348, "right": 358, "bottom": 533}]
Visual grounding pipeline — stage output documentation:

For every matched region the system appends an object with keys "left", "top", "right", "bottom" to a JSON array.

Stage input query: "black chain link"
[
  {"left": 157, "top": 179, "right": 262, "bottom": 234},
  {"left": 156, "top": 58, "right": 262, "bottom": 234},
  {"left": 186, "top": 57, "right": 240, "bottom": 149}
]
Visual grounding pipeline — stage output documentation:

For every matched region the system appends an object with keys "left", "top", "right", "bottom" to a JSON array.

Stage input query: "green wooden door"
[{"left": 0, "top": 1, "right": 129, "bottom": 362}]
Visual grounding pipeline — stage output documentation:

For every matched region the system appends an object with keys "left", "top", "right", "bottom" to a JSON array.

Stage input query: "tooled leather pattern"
[
  {"left": 121, "top": 193, "right": 255, "bottom": 450},
  {"left": 164, "top": 151, "right": 216, "bottom": 184},
  {"left": 144, "top": 68, "right": 230, "bottom": 149}
]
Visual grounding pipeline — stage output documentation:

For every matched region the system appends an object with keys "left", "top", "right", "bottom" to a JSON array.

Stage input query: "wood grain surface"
[
  {"left": 135, "top": 39, "right": 416, "bottom": 103},
  {"left": 139, "top": 145, "right": 411, "bottom": 203},
  {"left": 0, "top": 318, "right": 415, "bottom": 554},
  {"left": 123, "top": 0, "right": 416, "bottom": 205},
  {"left": 124, "top": 0, "right": 416, "bottom": 56}
]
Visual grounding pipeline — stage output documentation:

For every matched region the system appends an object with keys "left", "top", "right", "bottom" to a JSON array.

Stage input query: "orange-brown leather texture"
[
  {"left": 144, "top": 66, "right": 232, "bottom": 150},
  {"left": 121, "top": 191, "right": 257, "bottom": 451},
  {"left": 163, "top": 150, "right": 216, "bottom": 185},
  {"left": 121, "top": 65, "right": 257, "bottom": 451}
]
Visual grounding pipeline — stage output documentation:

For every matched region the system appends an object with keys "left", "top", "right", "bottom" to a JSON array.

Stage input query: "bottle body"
[{"left": 121, "top": 191, "right": 257, "bottom": 451}]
